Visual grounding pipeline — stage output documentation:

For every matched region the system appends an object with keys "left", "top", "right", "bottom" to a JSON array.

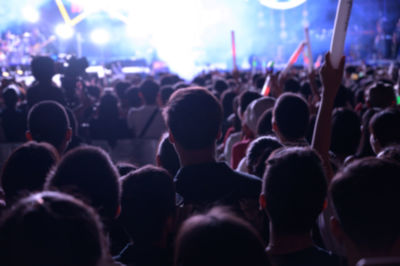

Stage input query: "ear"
[
  {"left": 115, "top": 205, "right": 121, "bottom": 219},
  {"left": 168, "top": 130, "right": 175, "bottom": 144},
  {"left": 272, "top": 120, "right": 278, "bottom": 134},
  {"left": 330, "top": 216, "right": 346, "bottom": 245},
  {"left": 25, "top": 131, "right": 33, "bottom": 141},
  {"left": 370, "top": 133, "right": 381, "bottom": 154},
  {"left": 156, "top": 154, "right": 162, "bottom": 167},
  {"left": 259, "top": 194, "right": 267, "bottom": 211},
  {"left": 65, "top": 128, "right": 72, "bottom": 142},
  {"left": 216, "top": 128, "right": 222, "bottom": 141}
]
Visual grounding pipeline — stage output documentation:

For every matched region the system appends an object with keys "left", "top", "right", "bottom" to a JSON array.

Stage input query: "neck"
[
  {"left": 345, "top": 242, "right": 400, "bottom": 266},
  {"left": 267, "top": 227, "right": 314, "bottom": 255},
  {"left": 175, "top": 144, "right": 216, "bottom": 167}
]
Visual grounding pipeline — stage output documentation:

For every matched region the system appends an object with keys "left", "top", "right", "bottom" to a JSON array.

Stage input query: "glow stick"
[
  {"left": 281, "top": 41, "right": 306, "bottom": 76},
  {"left": 304, "top": 27, "right": 314, "bottom": 72},
  {"left": 330, "top": 0, "right": 353, "bottom": 68},
  {"left": 261, "top": 76, "right": 271, "bottom": 96},
  {"left": 231, "top": 30, "right": 237, "bottom": 70},
  {"left": 314, "top": 54, "right": 323, "bottom": 69}
]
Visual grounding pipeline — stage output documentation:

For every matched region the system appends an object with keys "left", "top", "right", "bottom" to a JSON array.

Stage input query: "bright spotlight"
[
  {"left": 23, "top": 7, "right": 40, "bottom": 23},
  {"left": 259, "top": 0, "right": 306, "bottom": 10},
  {"left": 55, "top": 24, "right": 75, "bottom": 39},
  {"left": 91, "top": 29, "right": 110, "bottom": 45}
]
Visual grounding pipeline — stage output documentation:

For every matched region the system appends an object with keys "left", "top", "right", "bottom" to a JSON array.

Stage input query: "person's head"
[
  {"left": 246, "top": 136, "right": 282, "bottom": 177},
  {"left": 369, "top": 108, "right": 400, "bottom": 154},
  {"left": 257, "top": 108, "right": 274, "bottom": 136},
  {"left": 1, "top": 141, "right": 59, "bottom": 204},
  {"left": 139, "top": 79, "right": 160, "bottom": 105},
  {"left": 356, "top": 108, "right": 381, "bottom": 158},
  {"left": 2, "top": 86, "right": 19, "bottom": 109},
  {"left": 120, "top": 165, "right": 175, "bottom": 244},
  {"left": 27, "top": 101, "right": 72, "bottom": 154},
  {"left": 238, "top": 90, "right": 261, "bottom": 118},
  {"left": 175, "top": 207, "right": 269, "bottom": 266},
  {"left": 116, "top": 162, "right": 138, "bottom": 177},
  {"left": 272, "top": 93, "right": 309, "bottom": 142},
  {"left": 31, "top": 56, "right": 55, "bottom": 82},
  {"left": 366, "top": 82, "right": 395, "bottom": 108},
  {"left": 159, "top": 86, "right": 174, "bottom": 106},
  {"left": 0, "top": 191, "right": 107, "bottom": 266},
  {"left": 114, "top": 81, "right": 131, "bottom": 100},
  {"left": 377, "top": 145, "right": 400, "bottom": 164},
  {"left": 284, "top": 78, "right": 301, "bottom": 93},
  {"left": 260, "top": 147, "right": 326, "bottom": 235},
  {"left": 213, "top": 79, "right": 228, "bottom": 95},
  {"left": 242, "top": 97, "right": 275, "bottom": 138},
  {"left": 331, "top": 108, "right": 361, "bottom": 159},
  {"left": 330, "top": 158, "right": 400, "bottom": 261},
  {"left": 98, "top": 92, "right": 119, "bottom": 121},
  {"left": 45, "top": 146, "right": 120, "bottom": 220},
  {"left": 163, "top": 87, "right": 222, "bottom": 151},
  {"left": 220, "top": 89, "right": 237, "bottom": 120},
  {"left": 156, "top": 133, "right": 180, "bottom": 176},
  {"left": 125, "top": 86, "right": 142, "bottom": 108}
]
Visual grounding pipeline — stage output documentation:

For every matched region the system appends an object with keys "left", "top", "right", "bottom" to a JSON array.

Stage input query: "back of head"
[
  {"left": 0, "top": 191, "right": 106, "bottom": 266},
  {"left": 157, "top": 133, "right": 180, "bottom": 176},
  {"left": 45, "top": 146, "right": 120, "bottom": 220},
  {"left": 98, "top": 93, "right": 119, "bottom": 121},
  {"left": 246, "top": 136, "right": 282, "bottom": 177},
  {"left": 262, "top": 147, "right": 326, "bottom": 235},
  {"left": 257, "top": 108, "right": 273, "bottom": 136},
  {"left": 369, "top": 108, "right": 400, "bottom": 150},
  {"left": 1, "top": 141, "right": 58, "bottom": 204},
  {"left": 125, "top": 86, "right": 142, "bottom": 108},
  {"left": 220, "top": 90, "right": 237, "bottom": 119},
  {"left": 120, "top": 165, "right": 175, "bottom": 243},
  {"left": 331, "top": 108, "right": 361, "bottom": 157},
  {"left": 273, "top": 93, "right": 309, "bottom": 141},
  {"left": 163, "top": 87, "right": 222, "bottom": 150},
  {"left": 175, "top": 207, "right": 269, "bottom": 266},
  {"left": 284, "top": 78, "right": 301, "bottom": 93},
  {"left": 213, "top": 79, "right": 228, "bottom": 95},
  {"left": 31, "top": 56, "right": 55, "bottom": 82},
  {"left": 238, "top": 90, "right": 261, "bottom": 116},
  {"left": 27, "top": 101, "right": 70, "bottom": 152},
  {"left": 330, "top": 158, "right": 400, "bottom": 251},
  {"left": 367, "top": 82, "right": 395, "bottom": 108},
  {"left": 3, "top": 86, "right": 19, "bottom": 108},
  {"left": 140, "top": 79, "right": 160, "bottom": 105},
  {"left": 160, "top": 86, "right": 174, "bottom": 106},
  {"left": 115, "top": 81, "right": 131, "bottom": 100}
]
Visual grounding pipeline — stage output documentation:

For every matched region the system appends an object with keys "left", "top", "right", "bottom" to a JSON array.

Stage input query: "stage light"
[
  {"left": 91, "top": 29, "right": 110, "bottom": 45},
  {"left": 55, "top": 24, "right": 75, "bottom": 39},
  {"left": 259, "top": 0, "right": 307, "bottom": 10},
  {"left": 23, "top": 7, "right": 40, "bottom": 23}
]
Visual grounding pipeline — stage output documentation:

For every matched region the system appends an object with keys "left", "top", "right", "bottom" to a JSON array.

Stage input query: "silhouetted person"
[
  {"left": 0, "top": 86, "right": 26, "bottom": 142},
  {"left": 156, "top": 133, "right": 180, "bottom": 177}
]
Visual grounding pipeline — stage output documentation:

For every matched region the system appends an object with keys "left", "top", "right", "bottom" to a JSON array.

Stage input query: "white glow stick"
[
  {"left": 304, "top": 27, "right": 314, "bottom": 72},
  {"left": 281, "top": 41, "right": 306, "bottom": 76},
  {"left": 330, "top": 0, "right": 353, "bottom": 68}
]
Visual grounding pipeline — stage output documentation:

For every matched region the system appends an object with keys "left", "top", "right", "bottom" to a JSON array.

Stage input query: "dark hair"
[
  {"left": 377, "top": 145, "right": 400, "bottom": 163},
  {"left": 330, "top": 158, "right": 400, "bottom": 251},
  {"left": 157, "top": 133, "right": 180, "bottom": 176},
  {"left": 256, "top": 108, "right": 273, "bottom": 136},
  {"left": 31, "top": 56, "right": 55, "bottom": 82},
  {"left": 0, "top": 191, "right": 107, "bottom": 266},
  {"left": 213, "top": 79, "right": 229, "bottom": 95},
  {"left": 273, "top": 93, "right": 309, "bottom": 141},
  {"left": 115, "top": 81, "right": 131, "bottom": 100},
  {"left": 330, "top": 108, "right": 361, "bottom": 157},
  {"left": 140, "top": 79, "right": 160, "bottom": 105},
  {"left": 262, "top": 147, "right": 326, "bottom": 234},
  {"left": 175, "top": 207, "right": 269, "bottom": 266},
  {"left": 27, "top": 101, "right": 70, "bottom": 152},
  {"left": 120, "top": 165, "right": 175, "bottom": 243},
  {"left": 246, "top": 136, "right": 282, "bottom": 177},
  {"left": 367, "top": 82, "right": 395, "bottom": 108},
  {"left": 160, "top": 74, "right": 180, "bottom": 86},
  {"left": 98, "top": 93, "right": 119, "bottom": 121},
  {"left": 239, "top": 90, "right": 261, "bottom": 116},
  {"left": 125, "top": 86, "right": 142, "bottom": 108},
  {"left": 160, "top": 86, "right": 174, "bottom": 106},
  {"left": 45, "top": 146, "right": 120, "bottom": 220},
  {"left": 116, "top": 162, "right": 138, "bottom": 177},
  {"left": 3, "top": 87, "right": 18, "bottom": 108},
  {"left": 163, "top": 87, "right": 222, "bottom": 150},
  {"left": 220, "top": 90, "right": 237, "bottom": 119},
  {"left": 356, "top": 108, "right": 381, "bottom": 158},
  {"left": 369, "top": 108, "right": 400, "bottom": 148},
  {"left": 284, "top": 78, "right": 300, "bottom": 93},
  {"left": 1, "top": 141, "right": 59, "bottom": 203}
]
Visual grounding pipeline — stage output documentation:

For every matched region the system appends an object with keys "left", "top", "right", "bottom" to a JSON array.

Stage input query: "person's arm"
[{"left": 312, "top": 52, "right": 345, "bottom": 181}]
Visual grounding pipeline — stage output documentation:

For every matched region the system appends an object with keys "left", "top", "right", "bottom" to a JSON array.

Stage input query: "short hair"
[
  {"left": 273, "top": 93, "right": 309, "bottom": 141},
  {"left": 116, "top": 162, "right": 138, "bottom": 177},
  {"left": 0, "top": 191, "right": 107, "bottom": 266},
  {"left": 367, "top": 82, "right": 395, "bottom": 108},
  {"left": 163, "top": 87, "right": 222, "bottom": 150},
  {"left": 213, "top": 79, "right": 228, "bottom": 95},
  {"left": 284, "top": 78, "right": 301, "bottom": 93},
  {"left": 27, "top": 101, "right": 70, "bottom": 151},
  {"left": 238, "top": 90, "right": 261, "bottom": 116},
  {"left": 125, "top": 86, "right": 142, "bottom": 108},
  {"left": 3, "top": 87, "right": 18, "bottom": 108},
  {"left": 175, "top": 207, "right": 269, "bottom": 266},
  {"left": 1, "top": 141, "right": 59, "bottom": 204},
  {"left": 369, "top": 108, "right": 400, "bottom": 148},
  {"left": 120, "top": 165, "right": 175, "bottom": 243},
  {"left": 45, "top": 146, "right": 120, "bottom": 220},
  {"left": 377, "top": 145, "right": 400, "bottom": 164},
  {"left": 159, "top": 86, "right": 174, "bottom": 106},
  {"left": 246, "top": 136, "right": 282, "bottom": 177},
  {"left": 330, "top": 158, "right": 400, "bottom": 250},
  {"left": 157, "top": 133, "right": 180, "bottom": 176},
  {"left": 220, "top": 90, "right": 237, "bottom": 119},
  {"left": 330, "top": 108, "right": 361, "bottom": 157},
  {"left": 31, "top": 56, "right": 55, "bottom": 82},
  {"left": 140, "top": 79, "right": 160, "bottom": 105},
  {"left": 257, "top": 108, "right": 273, "bottom": 136},
  {"left": 262, "top": 147, "right": 326, "bottom": 234}
]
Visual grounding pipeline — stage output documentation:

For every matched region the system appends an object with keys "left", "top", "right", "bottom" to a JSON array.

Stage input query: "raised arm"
[{"left": 312, "top": 52, "right": 345, "bottom": 181}]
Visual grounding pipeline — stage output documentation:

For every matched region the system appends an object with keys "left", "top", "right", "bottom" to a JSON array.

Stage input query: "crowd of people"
[{"left": 0, "top": 49, "right": 399, "bottom": 266}]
